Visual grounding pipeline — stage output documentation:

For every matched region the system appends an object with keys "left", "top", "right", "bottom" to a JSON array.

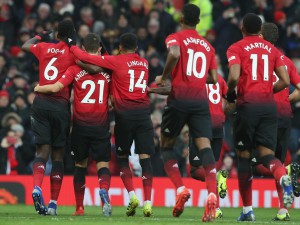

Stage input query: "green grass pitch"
[{"left": 0, "top": 205, "right": 299, "bottom": 225}]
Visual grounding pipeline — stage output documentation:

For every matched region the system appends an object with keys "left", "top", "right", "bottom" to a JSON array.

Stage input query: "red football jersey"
[
  {"left": 71, "top": 46, "right": 150, "bottom": 119},
  {"left": 273, "top": 55, "right": 300, "bottom": 118},
  {"left": 59, "top": 65, "right": 111, "bottom": 126},
  {"left": 165, "top": 29, "right": 217, "bottom": 102},
  {"left": 227, "top": 36, "right": 285, "bottom": 105},
  {"left": 206, "top": 75, "right": 228, "bottom": 128},
  {"left": 30, "top": 41, "right": 75, "bottom": 102}
]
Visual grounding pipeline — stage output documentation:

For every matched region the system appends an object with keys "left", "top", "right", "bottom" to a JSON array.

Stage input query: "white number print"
[
  {"left": 81, "top": 80, "right": 105, "bottom": 104},
  {"left": 250, "top": 54, "right": 269, "bottom": 81},
  {"left": 186, "top": 48, "right": 207, "bottom": 78},
  {"left": 128, "top": 69, "right": 147, "bottom": 93},
  {"left": 273, "top": 66, "right": 287, "bottom": 85},
  {"left": 206, "top": 83, "right": 221, "bottom": 104},
  {"left": 44, "top": 57, "right": 58, "bottom": 80}
]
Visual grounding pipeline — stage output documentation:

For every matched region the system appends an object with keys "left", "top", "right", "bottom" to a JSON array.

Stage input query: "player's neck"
[
  {"left": 181, "top": 24, "right": 196, "bottom": 31},
  {"left": 119, "top": 50, "right": 135, "bottom": 55}
]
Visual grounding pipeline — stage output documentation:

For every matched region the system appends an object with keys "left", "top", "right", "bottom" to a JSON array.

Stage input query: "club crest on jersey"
[{"left": 244, "top": 42, "right": 271, "bottom": 53}]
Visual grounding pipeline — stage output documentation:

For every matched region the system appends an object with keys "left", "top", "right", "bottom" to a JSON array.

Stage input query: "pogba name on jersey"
[
  {"left": 183, "top": 37, "right": 210, "bottom": 52},
  {"left": 244, "top": 42, "right": 272, "bottom": 53},
  {"left": 127, "top": 60, "right": 148, "bottom": 69}
]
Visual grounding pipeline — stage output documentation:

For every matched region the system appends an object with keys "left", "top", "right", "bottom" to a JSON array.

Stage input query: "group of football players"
[{"left": 20, "top": 3, "right": 300, "bottom": 223}]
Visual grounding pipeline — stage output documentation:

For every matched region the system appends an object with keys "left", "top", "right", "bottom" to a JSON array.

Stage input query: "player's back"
[
  {"left": 166, "top": 29, "right": 216, "bottom": 105},
  {"left": 227, "top": 36, "right": 282, "bottom": 105},
  {"left": 70, "top": 65, "right": 111, "bottom": 127},
  {"left": 30, "top": 41, "right": 74, "bottom": 109},
  {"left": 110, "top": 53, "right": 150, "bottom": 119},
  {"left": 206, "top": 74, "right": 227, "bottom": 128},
  {"left": 274, "top": 55, "right": 300, "bottom": 119}
]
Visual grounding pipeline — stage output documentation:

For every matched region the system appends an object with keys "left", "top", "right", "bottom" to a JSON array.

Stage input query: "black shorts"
[
  {"left": 161, "top": 104, "right": 212, "bottom": 139},
  {"left": 233, "top": 104, "right": 277, "bottom": 151},
  {"left": 31, "top": 105, "right": 70, "bottom": 148},
  {"left": 71, "top": 124, "right": 111, "bottom": 162},
  {"left": 189, "top": 137, "right": 223, "bottom": 167},
  {"left": 275, "top": 125, "right": 291, "bottom": 163},
  {"left": 114, "top": 116, "right": 155, "bottom": 156}
]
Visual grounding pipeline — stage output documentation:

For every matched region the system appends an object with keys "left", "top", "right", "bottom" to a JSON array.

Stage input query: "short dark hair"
[
  {"left": 120, "top": 33, "right": 137, "bottom": 51},
  {"left": 242, "top": 13, "right": 262, "bottom": 34},
  {"left": 182, "top": 4, "right": 200, "bottom": 27},
  {"left": 57, "top": 19, "right": 75, "bottom": 39},
  {"left": 261, "top": 23, "right": 279, "bottom": 45},
  {"left": 83, "top": 33, "right": 100, "bottom": 53}
]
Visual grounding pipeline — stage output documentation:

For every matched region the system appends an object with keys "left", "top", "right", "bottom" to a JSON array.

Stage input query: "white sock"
[
  {"left": 278, "top": 208, "right": 288, "bottom": 214},
  {"left": 129, "top": 191, "right": 135, "bottom": 199},
  {"left": 280, "top": 175, "right": 285, "bottom": 185},
  {"left": 144, "top": 200, "right": 151, "bottom": 206},
  {"left": 243, "top": 206, "right": 253, "bottom": 214},
  {"left": 177, "top": 186, "right": 185, "bottom": 194},
  {"left": 49, "top": 200, "right": 57, "bottom": 205}
]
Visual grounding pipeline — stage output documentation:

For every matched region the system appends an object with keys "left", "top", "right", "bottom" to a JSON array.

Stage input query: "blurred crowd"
[{"left": 0, "top": 0, "right": 300, "bottom": 177}]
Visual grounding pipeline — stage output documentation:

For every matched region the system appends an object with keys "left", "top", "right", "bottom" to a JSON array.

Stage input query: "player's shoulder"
[{"left": 280, "top": 52, "right": 292, "bottom": 65}]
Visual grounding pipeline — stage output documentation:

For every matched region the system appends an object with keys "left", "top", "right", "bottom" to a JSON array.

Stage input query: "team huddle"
[{"left": 21, "top": 3, "right": 300, "bottom": 223}]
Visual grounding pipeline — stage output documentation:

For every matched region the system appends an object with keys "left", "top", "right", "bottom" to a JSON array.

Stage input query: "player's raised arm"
[
  {"left": 21, "top": 31, "right": 52, "bottom": 52},
  {"left": 77, "top": 60, "right": 104, "bottom": 74},
  {"left": 70, "top": 45, "right": 116, "bottom": 71}
]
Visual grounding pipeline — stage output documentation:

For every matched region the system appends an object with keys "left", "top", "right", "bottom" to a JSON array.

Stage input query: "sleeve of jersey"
[
  {"left": 70, "top": 46, "right": 116, "bottom": 70},
  {"left": 226, "top": 45, "right": 241, "bottom": 66},
  {"left": 274, "top": 50, "right": 285, "bottom": 68},
  {"left": 29, "top": 43, "right": 42, "bottom": 57},
  {"left": 209, "top": 49, "right": 217, "bottom": 70},
  {"left": 165, "top": 34, "right": 179, "bottom": 48},
  {"left": 58, "top": 67, "right": 75, "bottom": 87},
  {"left": 288, "top": 61, "right": 300, "bottom": 85}
]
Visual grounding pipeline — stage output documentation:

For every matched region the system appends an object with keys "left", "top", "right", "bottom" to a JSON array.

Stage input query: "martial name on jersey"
[{"left": 244, "top": 42, "right": 272, "bottom": 53}]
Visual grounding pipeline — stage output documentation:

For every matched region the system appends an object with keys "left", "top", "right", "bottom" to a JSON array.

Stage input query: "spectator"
[
  {"left": 9, "top": 93, "right": 30, "bottom": 128},
  {"left": 0, "top": 90, "right": 11, "bottom": 127},
  {"left": 0, "top": 123, "right": 34, "bottom": 174},
  {"left": 37, "top": 3, "right": 51, "bottom": 23}
]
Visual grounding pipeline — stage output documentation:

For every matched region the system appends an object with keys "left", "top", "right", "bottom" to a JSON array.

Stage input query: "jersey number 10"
[{"left": 186, "top": 48, "right": 207, "bottom": 78}]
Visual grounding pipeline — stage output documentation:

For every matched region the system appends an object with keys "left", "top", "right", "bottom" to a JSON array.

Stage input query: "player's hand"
[
  {"left": 66, "top": 29, "right": 77, "bottom": 47},
  {"left": 34, "top": 84, "right": 40, "bottom": 93},
  {"left": 35, "top": 31, "right": 52, "bottom": 42},
  {"left": 155, "top": 75, "right": 167, "bottom": 86},
  {"left": 226, "top": 91, "right": 237, "bottom": 103}
]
